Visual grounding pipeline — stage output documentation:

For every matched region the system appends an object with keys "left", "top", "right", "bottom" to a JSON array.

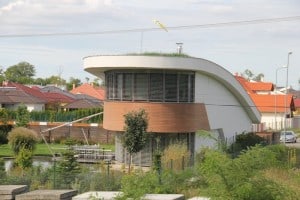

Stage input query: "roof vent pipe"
[{"left": 176, "top": 42, "right": 183, "bottom": 54}]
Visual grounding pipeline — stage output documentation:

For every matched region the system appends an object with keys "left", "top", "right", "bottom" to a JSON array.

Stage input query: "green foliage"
[
  {"left": 7, "top": 127, "right": 38, "bottom": 155},
  {"left": 123, "top": 109, "right": 148, "bottom": 154},
  {"left": 4, "top": 62, "right": 36, "bottom": 84},
  {"left": 123, "top": 109, "right": 148, "bottom": 172},
  {"left": 118, "top": 168, "right": 200, "bottom": 199},
  {"left": 0, "top": 158, "right": 6, "bottom": 180},
  {"left": 127, "top": 52, "right": 191, "bottom": 58},
  {"left": 198, "top": 145, "right": 297, "bottom": 199},
  {"left": 66, "top": 77, "right": 82, "bottom": 91},
  {"left": 15, "top": 147, "right": 33, "bottom": 170},
  {"left": 228, "top": 132, "right": 266, "bottom": 156},
  {"left": 15, "top": 104, "right": 30, "bottom": 127},
  {"left": 0, "top": 108, "right": 9, "bottom": 124},
  {"left": 56, "top": 150, "right": 81, "bottom": 188},
  {"left": 118, "top": 172, "right": 166, "bottom": 200},
  {"left": 0, "top": 125, "right": 12, "bottom": 144},
  {"left": 161, "top": 141, "right": 190, "bottom": 171},
  {"left": 73, "top": 167, "right": 122, "bottom": 193}
]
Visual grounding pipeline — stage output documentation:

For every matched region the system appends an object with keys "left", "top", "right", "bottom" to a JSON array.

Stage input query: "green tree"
[
  {"left": 0, "top": 66, "right": 5, "bottom": 84},
  {"left": 57, "top": 150, "right": 81, "bottom": 188},
  {"left": 242, "top": 69, "right": 264, "bottom": 82},
  {"left": 66, "top": 77, "right": 82, "bottom": 91},
  {"left": 7, "top": 127, "right": 38, "bottom": 155},
  {"left": 123, "top": 109, "right": 148, "bottom": 173},
  {"left": 45, "top": 75, "right": 66, "bottom": 86},
  {"left": 15, "top": 147, "right": 33, "bottom": 171},
  {"left": 34, "top": 77, "right": 51, "bottom": 86},
  {"left": 4, "top": 62, "right": 36, "bottom": 84},
  {"left": 15, "top": 104, "right": 30, "bottom": 127}
]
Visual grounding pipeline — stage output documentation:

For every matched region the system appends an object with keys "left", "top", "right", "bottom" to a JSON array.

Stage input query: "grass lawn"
[{"left": 0, "top": 143, "right": 115, "bottom": 157}]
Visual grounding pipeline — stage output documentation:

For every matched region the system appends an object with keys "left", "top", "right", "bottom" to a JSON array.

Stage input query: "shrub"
[
  {"left": 0, "top": 125, "right": 13, "bottom": 144},
  {"left": 7, "top": 127, "right": 38, "bottom": 155},
  {"left": 161, "top": 142, "right": 190, "bottom": 171}
]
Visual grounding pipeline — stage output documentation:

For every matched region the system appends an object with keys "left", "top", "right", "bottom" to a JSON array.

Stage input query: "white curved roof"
[{"left": 83, "top": 55, "right": 261, "bottom": 123}]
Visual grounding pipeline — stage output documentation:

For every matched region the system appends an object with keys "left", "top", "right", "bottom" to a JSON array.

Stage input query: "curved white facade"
[{"left": 84, "top": 55, "right": 261, "bottom": 150}]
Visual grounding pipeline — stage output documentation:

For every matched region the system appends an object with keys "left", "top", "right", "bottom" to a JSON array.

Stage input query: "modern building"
[{"left": 83, "top": 55, "right": 260, "bottom": 166}]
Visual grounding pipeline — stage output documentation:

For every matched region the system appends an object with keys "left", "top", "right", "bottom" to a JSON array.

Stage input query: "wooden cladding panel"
[{"left": 103, "top": 101, "right": 210, "bottom": 133}]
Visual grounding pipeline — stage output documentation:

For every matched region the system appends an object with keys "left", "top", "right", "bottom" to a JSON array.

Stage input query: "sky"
[{"left": 0, "top": 0, "right": 299, "bottom": 89}]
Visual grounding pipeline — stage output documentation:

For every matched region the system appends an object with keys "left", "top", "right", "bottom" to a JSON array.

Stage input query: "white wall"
[{"left": 195, "top": 73, "right": 253, "bottom": 151}]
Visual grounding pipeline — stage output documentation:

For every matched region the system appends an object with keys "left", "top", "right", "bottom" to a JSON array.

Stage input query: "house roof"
[
  {"left": 42, "top": 92, "right": 74, "bottom": 103},
  {"left": 4, "top": 82, "right": 75, "bottom": 104},
  {"left": 246, "top": 82, "right": 274, "bottom": 92},
  {"left": 235, "top": 75, "right": 274, "bottom": 93},
  {"left": 0, "top": 87, "right": 46, "bottom": 104},
  {"left": 70, "top": 83, "right": 105, "bottom": 100},
  {"left": 249, "top": 93, "right": 295, "bottom": 113},
  {"left": 294, "top": 98, "right": 300, "bottom": 108},
  {"left": 64, "top": 99, "right": 102, "bottom": 109}
]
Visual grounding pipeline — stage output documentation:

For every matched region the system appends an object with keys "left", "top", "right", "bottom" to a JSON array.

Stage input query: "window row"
[{"left": 105, "top": 71, "right": 195, "bottom": 102}]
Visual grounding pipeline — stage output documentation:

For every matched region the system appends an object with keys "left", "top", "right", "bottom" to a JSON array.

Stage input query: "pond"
[{"left": 4, "top": 156, "right": 53, "bottom": 171}]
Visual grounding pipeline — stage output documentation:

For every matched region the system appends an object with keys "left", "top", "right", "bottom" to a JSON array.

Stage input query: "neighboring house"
[
  {"left": 70, "top": 83, "right": 105, "bottom": 101},
  {"left": 236, "top": 75, "right": 295, "bottom": 130},
  {"left": 64, "top": 99, "right": 102, "bottom": 111},
  {"left": 294, "top": 99, "right": 300, "bottom": 115},
  {"left": 3, "top": 82, "right": 75, "bottom": 111},
  {"left": 83, "top": 55, "right": 260, "bottom": 166},
  {"left": 0, "top": 87, "right": 46, "bottom": 111}
]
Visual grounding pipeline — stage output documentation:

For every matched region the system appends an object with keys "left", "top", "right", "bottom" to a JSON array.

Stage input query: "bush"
[
  {"left": 161, "top": 142, "right": 190, "bottom": 171},
  {"left": 0, "top": 125, "right": 13, "bottom": 144},
  {"left": 7, "top": 127, "right": 38, "bottom": 155}
]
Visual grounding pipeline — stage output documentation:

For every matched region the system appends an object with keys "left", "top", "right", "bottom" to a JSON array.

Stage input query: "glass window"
[
  {"left": 114, "top": 74, "right": 122, "bottom": 100},
  {"left": 123, "top": 73, "right": 133, "bottom": 100},
  {"left": 165, "top": 74, "right": 178, "bottom": 102},
  {"left": 134, "top": 73, "right": 148, "bottom": 100},
  {"left": 189, "top": 74, "right": 195, "bottom": 102},
  {"left": 179, "top": 74, "right": 189, "bottom": 102},
  {"left": 105, "top": 70, "right": 195, "bottom": 103},
  {"left": 149, "top": 73, "right": 163, "bottom": 101},
  {"left": 107, "top": 73, "right": 114, "bottom": 100}
]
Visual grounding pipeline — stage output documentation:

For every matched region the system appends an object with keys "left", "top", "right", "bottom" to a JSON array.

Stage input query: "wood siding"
[{"left": 103, "top": 101, "right": 210, "bottom": 133}]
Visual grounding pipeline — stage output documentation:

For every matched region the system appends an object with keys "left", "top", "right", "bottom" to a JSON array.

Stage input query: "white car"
[{"left": 280, "top": 131, "right": 297, "bottom": 143}]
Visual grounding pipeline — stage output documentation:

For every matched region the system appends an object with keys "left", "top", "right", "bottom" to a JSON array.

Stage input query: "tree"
[
  {"left": 15, "top": 104, "right": 30, "bottom": 127},
  {"left": 57, "top": 150, "right": 81, "bottom": 188},
  {"left": 15, "top": 147, "right": 33, "bottom": 171},
  {"left": 4, "top": 62, "right": 36, "bottom": 84},
  {"left": 7, "top": 127, "right": 38, "bottom": 155},
  {"left": 34, "top": 77, "right": 51, "bottom": 86},
  {"left": 253, "top": 73, "right": 264, "bottom": 82},
  {"left": 242, "top": 69, "right": 254, "bottom": 80},
  {"left": 0, "top": 66, "right": 5, "bottom": 84},
  {"left": 242, "top": 69, "right": 264, "bottom": 82},
  {"left": 66, "top": 77, "right": 82, "bottom": 91},
  {"left": 123, "top": 109, "right": 148, "bottom": 173},
  {"left": 45, "top": 75, "right": 66, "bottom": 86}
]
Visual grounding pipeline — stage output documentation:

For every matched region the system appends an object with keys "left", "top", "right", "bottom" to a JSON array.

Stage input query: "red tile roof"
[
  {"left": 43, "top": 92, "right": 74, "bottom": 103},
  {"left": 294, "top": 99, "right": 300, "bottom": 108},
  {"left": 235, "top": 75, "right": 295, "bottom": 113},
  {"left": 4, "top": 82, "right": 74, "bottom": 103},
  {"left": 70, "top": 83, "right": 105, "bottom": 101},
  {"left": 235, "top": 76, "right": 274, "bottom": 93},
  {"left": 249, "top": 93, "right": 295, "bottom": 113},
  {"left": 246, "top": 82, "right": 274, "bottom": 92}
]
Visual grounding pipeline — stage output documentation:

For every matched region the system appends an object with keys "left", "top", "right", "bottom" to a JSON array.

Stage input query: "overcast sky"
[{"left": 0, "top": 0, "right": 299, "bottom": 89}]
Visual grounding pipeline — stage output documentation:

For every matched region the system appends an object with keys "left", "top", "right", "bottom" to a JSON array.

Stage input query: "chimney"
[
  {"left": 72, "top": 83, "right": 75, "bottom": 89},
  {"left": 176, "top": 42, "right": 183, "bottom": 54}
]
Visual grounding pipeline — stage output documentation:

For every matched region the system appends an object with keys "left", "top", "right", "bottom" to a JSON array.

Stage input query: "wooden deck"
[{"left": 72, "top": 145, "right": 114, "bottom": 163}]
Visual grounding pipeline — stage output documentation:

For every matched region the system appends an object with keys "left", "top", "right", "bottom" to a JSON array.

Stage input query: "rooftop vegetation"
[{"left": 126, "top": 51, "right": 192, "bottom": 57}]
